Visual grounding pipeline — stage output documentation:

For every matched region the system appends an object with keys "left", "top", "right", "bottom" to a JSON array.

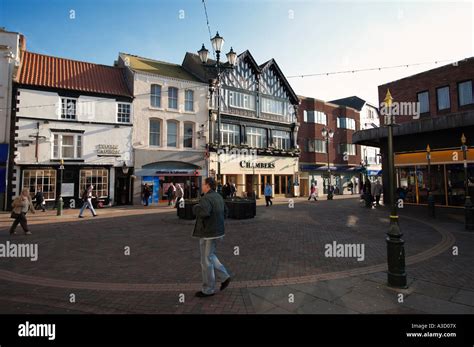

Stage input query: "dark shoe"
[
  {"left": 93, "top": 214, "right": 98, "bottom": 217},
  {"left": 195, "top": 291, "right": 215, "bottom": 298},
  {"left": 220, "top": 277, "right": 231, "bottom": 291},
  {"left": 78, "top": 216, "right": 84, "bottom": 218}
]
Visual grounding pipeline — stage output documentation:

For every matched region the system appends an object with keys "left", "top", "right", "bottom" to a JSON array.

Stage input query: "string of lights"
[
  {"left": 286, "top": 58, "right": 461, "bottom": 78},
  {"left": 201, "top": 0, "right": 215, "bottom": 58}
]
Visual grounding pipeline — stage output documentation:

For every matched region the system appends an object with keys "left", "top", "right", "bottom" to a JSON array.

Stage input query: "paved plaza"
[{"left": 0, "top": 196, "right": 473, "bottom": 314}]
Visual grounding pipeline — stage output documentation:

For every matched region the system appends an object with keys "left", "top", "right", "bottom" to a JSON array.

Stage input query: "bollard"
[
  {"left": 386, "top": 216, "right": 407, "bottom": 288},
  {"left": 56, "top": 197, "right": 63, "bottom": 216}
]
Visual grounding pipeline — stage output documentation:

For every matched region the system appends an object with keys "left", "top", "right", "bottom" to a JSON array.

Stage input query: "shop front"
[
  {"left": 299, "top": 164, "right": 360, "bottom": 197},
  {"left": 210, "top": 152, "right": 299, "bottom": 198},
  {"left": 395, "top": 148, "right": 474, "bottom": 207},
  {"left": 134, "top": 161, "right": 202, "bottom": 205}
]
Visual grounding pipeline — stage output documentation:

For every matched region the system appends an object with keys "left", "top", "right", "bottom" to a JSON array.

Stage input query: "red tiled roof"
[{"left": 17, "top": 51, "right": 132, "bottom": 97}]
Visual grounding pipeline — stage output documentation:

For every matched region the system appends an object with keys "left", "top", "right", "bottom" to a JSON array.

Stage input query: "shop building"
[
  {"left": 9, "top": 51, "right": 134, "bottom": 208},
  {"left": 0, "top": 29, "right": 25, "bottom": 210},
  {"left": 330, "top": 96, "right": 382, "bottom": 189},
  {"left": 353, "top": 57, "right": 474, "bottom": 206},
  {"left": 297, "top": 96, "right": 362, "bottom": 197},
  {"left": 117, "top": 53, "right": 209, "bottom": 204},
  {"left": 182, "top": 50, "right": 300, "bottom": 197}
]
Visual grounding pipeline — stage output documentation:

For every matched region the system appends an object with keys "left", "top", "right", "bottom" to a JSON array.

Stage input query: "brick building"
[
  {"left": 353, "top": 57, "right": 474, "bottom": 206},
  {"left": 297, "top": 96, "right": 361, "bottom": 197}
]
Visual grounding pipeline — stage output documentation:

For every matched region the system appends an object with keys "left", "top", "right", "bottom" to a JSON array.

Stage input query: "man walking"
[
  {"left": 78, "top": 185, "right": 97, "bottom": 218},
  {"left": 264, "top": 182, "right": 273, "bottom": 207},
  {"left": 372, "top": 179, "right": 383, "bottom": 206},
  {"left": 33, "top": 186, "right": 46, "bottom": 212},
  {"left": 192, "top": 177, "right": 231, "bottom": 298}
]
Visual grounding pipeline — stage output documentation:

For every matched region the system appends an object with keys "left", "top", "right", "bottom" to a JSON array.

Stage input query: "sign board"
[
  {"left": 96, "top": 144, "right": 120, "bottom": 156},
  {"left": 61, "top": 183, "right": 74, "bottom": 197}
]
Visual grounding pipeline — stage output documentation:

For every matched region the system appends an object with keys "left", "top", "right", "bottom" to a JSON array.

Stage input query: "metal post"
[
  {"left": 427, "top": 145, "right": 435, "bottom": 217},
  {"left": 461, "top": 134, "right": 474, "bottom": 230},
  {"left": 327, "top": 136, "right": 333, "bottom": 200},
  {"left": 384, "top": 90, "right": 407, "bottom": 288},
  {"left": 57, "top": 159, "right": 64, "bottom": 216},
  {"left": 216, "top": 52, "right": 222, "bottom": 196}
]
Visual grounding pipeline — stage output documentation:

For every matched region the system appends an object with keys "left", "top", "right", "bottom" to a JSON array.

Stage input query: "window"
[
  {"left": 417, "top": 91, "right": 429, "bottom": 114},
  {"left": 185, "top": 90, "right": 194, "bottom": 112},
  {"left": 228, "top": 90, "right": 255, "bottom": 110},
  {"left": 167, "top": 121, "right": 177, "bottom": 147},
  {"left": 61, "top": 98, "right": 76, "bottom": 120},
  {"left": 23, "top": 169, "right": 56, "bottom": 200},
  {"left": 149, "top": 119, "right": 161, "bottom": 146},
  {"left": 367, "top": 108, "right": 374, "bottom": 120},
  {"left": 168, "top": 87, "right": 178, "bottom": 109},
  {"left": 219, "top": 123, "right": 240, "bottom": 145},
  {"left": 247, "top": 127, "right": 267, "bottom": 148},
  {"left": 80, "top": 169, "right": 108, "bottom": 198},
  {"left": 436, "top": 86, "right": 450, "bottom": 110},
  {"left": 307, "top": 139, "right": 326, "bottom": 153},
  {"left": 150, "top": 84, "right": 162, "bottom": 108},
  {"left": 458, "top": 80, "right": 473, "bottom": 106},
  {"left": 52, "top": 133, "right": 82, "bottom": 159},
  {"left": 183, "top": 122, "right": 193, "bottom": 148},
  {"left": 339, "top": 143, "right": 356, "bottom": 156},
  {"left": 303, "top": 110, "right": 327, "bottom": 125},
  {"left": 337, "top": 117, "right": 356, "bottom": 130},
  {"left": 117, "top": 103, "right": 131, "bottom": 123},
  {"left": 273, "top": 130, "right": 290, "bottom": 149},
  {"left": 262, "top": 97, "right": 284, "bottom": 115}
]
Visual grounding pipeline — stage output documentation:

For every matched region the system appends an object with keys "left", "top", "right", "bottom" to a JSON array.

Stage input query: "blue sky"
[{"left": 1, "top": 0, "right": 472, "bottom": 104}]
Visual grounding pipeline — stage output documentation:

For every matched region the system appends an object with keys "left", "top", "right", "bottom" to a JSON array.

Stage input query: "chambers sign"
[{"left": 240, "top": 161, "right": 275, "bottom": 169}]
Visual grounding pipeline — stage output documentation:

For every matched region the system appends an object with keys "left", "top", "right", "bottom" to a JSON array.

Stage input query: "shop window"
[
  {"left": 22, "top": 169, "right": 56, "bottom": 200},
  {"left": 80, "top": 169, "right": 109, "bottom": 198}
]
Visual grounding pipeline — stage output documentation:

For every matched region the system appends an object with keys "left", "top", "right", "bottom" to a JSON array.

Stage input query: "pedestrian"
[
  {"left": 78, "top": 185, "right": 98, "bottom": 218},
  {"left": 308, "top": 183, "right": 318, "bottom": 201},
  {"left": 264, "top": 182, "right": 273, "bottom": 206},
  {"left": 364, "top": 180, "right": 373, "bottom": 208},
  {"left": 142, "top": 183, "right": 151, "bottom": 206},
  {"left": 9, "top": 188, "right": 35, "bottom": 235},
  {"left": 231, "top": 183, "right": 237, "bottom": 197},
  {"left": 33, "top": 186, "right": 46, "bottom": 212},
  {"left": 175, "top": 183, "right": 184, "bottom": 208},
  {"left": 192, "top": 177, "right": 231, "bottom": 297},
  {"left": 167, "top": 182, "right": 176, "bottom": 206},
  {"left": 348, "top": 181, "right": 354, "bottom": 195},
  {"left": 372, "top": 180, "right": 383, "bottom": 206}
]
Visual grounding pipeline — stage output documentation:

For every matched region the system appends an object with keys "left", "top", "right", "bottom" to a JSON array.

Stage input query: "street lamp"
[
  {"left": 461, "top": 134, "right": 474, "bottom": 230},
  {"left": 321, "top": 127, "right": 334, "bottom": 200},
  {"left": 384, "top": 89, "right": 407, "bottom": 288},
  {"left": 198, "top": 32, "right": 237, "bottom": 195}
]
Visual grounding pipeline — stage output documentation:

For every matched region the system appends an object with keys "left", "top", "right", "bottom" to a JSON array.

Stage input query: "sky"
[{"left": 1, "top": 0, "right": 472, "bottom": 104}]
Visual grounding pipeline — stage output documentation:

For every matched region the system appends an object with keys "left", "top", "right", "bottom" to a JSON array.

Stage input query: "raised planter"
[
  {"left": 225, "top": 198, "right": 256, "bottom": 219},
  {"left": 177, "top": 199, "right": 199, "bottom": 220}
]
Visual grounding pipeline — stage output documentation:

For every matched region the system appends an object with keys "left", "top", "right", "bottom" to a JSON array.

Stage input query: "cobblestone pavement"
[{"left": 0, "top": 197, "right": 472, "bottom": 314}]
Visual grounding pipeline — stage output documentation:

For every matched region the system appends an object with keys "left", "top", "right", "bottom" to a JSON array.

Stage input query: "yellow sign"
[{"left": 395, "top": 148, "right": 474, "bottom": 166}]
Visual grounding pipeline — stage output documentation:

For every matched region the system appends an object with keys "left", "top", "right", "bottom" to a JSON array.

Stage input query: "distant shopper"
[
  {"left": 372, "top": 180, "right": 383, "bottom": 206},
  {"left": 192, "top": 177, "right": 231, "bottom": 297},
  {"left": 33, "top": 187, "right": 46, "bottom": 212},
  {"left": 142, "top": 183, "right": 151, "bottom": 206},
  {"left": 264, "top": 182, "right": 273, "bottom": 207},
  {"left": 175, "top": 183, "right": 184, "bottom": 208},
  {"left": 79, "top": 185, "right": 97, "bottom": 218},
  {"left": 9, "top": 188, "right": 35, "bottom": 235},
  {"left": 230, "top": 183, "right": 237, "bottom": 197},
  {"left": 348, "top": 181, "right": 354, "bottom": 195},
  {"left": 364, "top": 180, "right": 373, "bottom": 208},
  {"left": 222, "top": 182, "right": 231, "bottom": 199},
  {"left": 167, "top": 183, "right": 176, "bottom": 206},
  {"left": 308, "top": 183, "right": 318, "bottom": 201}
]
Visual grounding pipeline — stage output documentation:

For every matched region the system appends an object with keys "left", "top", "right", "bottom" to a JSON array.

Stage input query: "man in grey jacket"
[{"left": 192, "top": 177, "right": 231, "bottom": 297}]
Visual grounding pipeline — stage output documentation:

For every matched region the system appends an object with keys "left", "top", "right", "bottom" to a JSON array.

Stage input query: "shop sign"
[
  {"left": 239, "top": 161, "right": 275, "bottom": 169},
  {"left": 96, "top": 144, "right": 120, "bottom": 156}
]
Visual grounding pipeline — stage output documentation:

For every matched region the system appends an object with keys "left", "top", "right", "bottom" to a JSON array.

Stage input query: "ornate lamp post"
[
  {"left": 198, "top": 32, "right": 237, "bottom": 194},
  {"left": 384, "top": 89, "right": 407, "bottom": 288},
  {"left": 426, "top": 145, "right": 435, "bottom": 217},
  {"left": 321, "top": 127, "right": 334, "bottom": 200},
  {"left": 461, "top": 134, "right": 474, "bottom": 230}
]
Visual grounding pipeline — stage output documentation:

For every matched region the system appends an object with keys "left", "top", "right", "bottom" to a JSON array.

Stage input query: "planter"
[
  {"left": 177, "top": 199, "right": 199, "bottom": 220},
  {"left": 225, "top": 198, "right": 256, "bottom": 219}
]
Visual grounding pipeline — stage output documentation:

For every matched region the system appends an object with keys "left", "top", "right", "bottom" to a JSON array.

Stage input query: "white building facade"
[{"left": 10, "top": 51, "right": 134, "bottom": 208}]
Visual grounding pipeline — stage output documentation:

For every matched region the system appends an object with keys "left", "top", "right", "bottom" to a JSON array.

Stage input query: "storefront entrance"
[{"left": 274, "top": 175, "right": 292, "bottom": 196}]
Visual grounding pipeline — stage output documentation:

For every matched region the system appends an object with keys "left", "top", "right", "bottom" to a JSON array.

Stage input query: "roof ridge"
[
  {"left": 120, "top": 52, "right": 182, "bottom": 67},
  {"left": 25, "top": 51, "right": 122, "bottom": 70}
]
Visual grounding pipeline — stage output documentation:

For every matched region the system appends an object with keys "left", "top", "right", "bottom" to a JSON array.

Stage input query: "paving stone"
[{"left": 403, "top": 293, "right": 474, "bottom": 314}]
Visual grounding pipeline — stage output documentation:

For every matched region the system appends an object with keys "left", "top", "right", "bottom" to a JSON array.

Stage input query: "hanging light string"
[
  {"left": 201, "top": 0, "right": 216, "bottom": 58},
  {"left": 286, "top": 58, "right": 461, "bottom": 78}
]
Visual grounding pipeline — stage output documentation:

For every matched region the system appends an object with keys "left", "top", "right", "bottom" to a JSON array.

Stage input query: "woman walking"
[
  {"left": 78, "top": 185, "right": 98, "bottom": 218},
  {"left": 9, "top": 188, "right": 35, "bottom": 235},
  {"left": 308, "top": 184, "right": 318, "bottom": 201}
]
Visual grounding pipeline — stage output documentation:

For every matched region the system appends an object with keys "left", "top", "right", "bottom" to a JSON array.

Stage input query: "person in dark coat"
[
  {"left": 33, "top": 187, "right": 46, "bottom": 212},
  {"left": 142, "top": 183, "right": 151, "bottom": 206},
  {"left": 192, "top": 177, "right": 231, "bottom": 297}
]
